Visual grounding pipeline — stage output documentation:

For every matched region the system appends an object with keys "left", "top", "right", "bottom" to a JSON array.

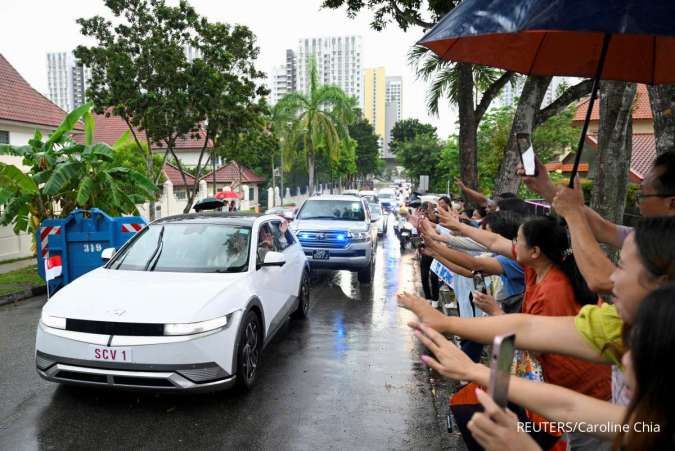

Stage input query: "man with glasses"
[{"left": 521, "top": 151, "right": 675, "bottom": 294}]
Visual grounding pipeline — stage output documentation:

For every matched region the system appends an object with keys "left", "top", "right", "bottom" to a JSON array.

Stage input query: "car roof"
[
  {"left": 304, "top": 194, "right": 363, "bottom": 201},
  {"left": 152, "top": 212, "right": 282, "bottom": 226}
]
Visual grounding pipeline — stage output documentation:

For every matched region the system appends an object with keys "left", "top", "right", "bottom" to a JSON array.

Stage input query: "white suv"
[
  {"left": 291, "top": 195, "right": 377, "bottom": 283},
  {"left": 35, "top": 213, "right": 310, "bottom": 392}
]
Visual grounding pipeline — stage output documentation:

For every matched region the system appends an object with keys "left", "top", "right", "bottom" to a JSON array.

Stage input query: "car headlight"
[
  {"left": 41, "top": 313, "right": 66, "bottom": 330},
  {"left": 348, "top": 231, "right": 370, "bottom": 241},
  {"left": 163, "top": 314, "right": 231, "bottom": 336}
]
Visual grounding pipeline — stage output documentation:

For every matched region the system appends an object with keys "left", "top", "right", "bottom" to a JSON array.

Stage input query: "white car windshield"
[
  {"left": 108, "top": 223, "right": 251, "bottom": 273},
  {"left": 297, "top": 200, "right": 365, "bottom": 221}
]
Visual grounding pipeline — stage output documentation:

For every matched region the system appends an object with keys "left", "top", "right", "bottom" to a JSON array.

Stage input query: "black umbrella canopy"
[{"left": 418, "top": 0, "right": 675, "bottom": 185}]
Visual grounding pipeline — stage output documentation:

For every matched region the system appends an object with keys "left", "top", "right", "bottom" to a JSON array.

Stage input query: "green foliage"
[
  {"left": 76, "top": 0, "right": 267, "bottom": 212},
  {"left": 348, "top": 115, "right": 381, "bottom": 177},
  {"left": 0, "top": 103, "right": 157, "bottom": 237},
  {"left": 274, "top": 56, "right": 356, "bottom": 192},
  {"left": 476, "top": 104, "right": 581, "bottom": 195}
]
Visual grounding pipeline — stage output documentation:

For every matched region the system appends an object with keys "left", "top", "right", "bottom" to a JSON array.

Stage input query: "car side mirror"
[
  {"left": 283, "top": 211, "right": 295, "bottom": 220},
  {"left": 262, "top": 251, "right": 285, "bottom": 267},
  {"left": 101, "top": 247, "right": 115, "bottom": 262},
  {"left": 371, "top": 217, "right": 378, "bottom": 223}
]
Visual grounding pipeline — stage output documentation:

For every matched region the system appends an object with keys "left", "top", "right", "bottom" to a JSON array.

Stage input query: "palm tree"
[{"left": 274, "top": 56, "right": 356, "bottom": 195}]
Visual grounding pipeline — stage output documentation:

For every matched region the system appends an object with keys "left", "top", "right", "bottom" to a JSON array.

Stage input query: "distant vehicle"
[
  {"left": 377, "top": 188, "right": 396, "bottom": 214},
  {"left": 290, "top": 195, "right": 377, "bottom": 283},
  {"left": 368, "top": 202, "right": 387, "bottom": 237},
  {"left": 265, "top": 207, "right": 296, "bottom": 222},
  {"left": 36, "top": 213, "right": 310, "bottom": 392},
  {"left": 358, "top": 190, "right": 379, "bottom": 205},
  {"left": 341, "top": 189, "right": 359, "bottom": 196}
]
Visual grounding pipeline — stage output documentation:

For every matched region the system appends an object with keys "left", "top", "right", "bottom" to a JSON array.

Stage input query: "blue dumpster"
[{"left": 36, "top": 208, "right": 147, "bottom": 292}]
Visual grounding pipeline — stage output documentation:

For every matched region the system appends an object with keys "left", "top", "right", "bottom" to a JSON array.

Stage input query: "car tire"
[
  {"left": 291, "top": 272, "right": 311, "bottom": 319},
  {"left": 235, "top": 310, "right": 262, "bottom": 391},
  {"left": 357, "top": 257, "right": 374, "bottom": 284}
]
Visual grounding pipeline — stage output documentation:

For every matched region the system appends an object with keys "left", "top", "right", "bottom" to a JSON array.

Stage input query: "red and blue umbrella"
[{"left": 418, "top": 0, "right": 675, "bottom": 185}]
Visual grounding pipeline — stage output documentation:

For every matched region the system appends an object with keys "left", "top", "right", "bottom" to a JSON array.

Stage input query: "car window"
[
  {"left": 257, "top": 223, "right": 277, "bottom": 264},
  {"left": 109, "top": 224, "right": 251, "bottom": 273},
  {"left": 296, "top": 200, "right": 365, "bottom": 221},
  {"left": 269, "top": 221, "right": 292, "bottom": 251}
]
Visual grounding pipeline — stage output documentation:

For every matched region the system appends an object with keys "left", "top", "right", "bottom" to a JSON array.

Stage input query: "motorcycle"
[{"left": 395, "top": 217, "right": 417, "bottom": 251}]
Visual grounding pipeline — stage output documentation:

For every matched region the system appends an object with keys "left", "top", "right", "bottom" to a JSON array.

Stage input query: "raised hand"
[
  {"left": 411, "top": 322, "right": 480, "bottom": 381},
  {"left": 552, "top": 176, "right": 585, "bottom": 218},
  {"left": 472, "top": 291, "right": 503, "bottom": 316},
  {"left": 397, "top": 292, "right": 449, "bottom": 331},
  {"left": 468, "top": 388, "right": 541, "bottom": 451}
]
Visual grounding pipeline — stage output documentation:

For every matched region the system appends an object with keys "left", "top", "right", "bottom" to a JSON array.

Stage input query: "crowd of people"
[{"left": 397, "top": 151, "right": 675, "bottom": 451}]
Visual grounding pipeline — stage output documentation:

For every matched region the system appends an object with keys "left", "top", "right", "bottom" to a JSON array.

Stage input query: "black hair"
[
  {"left": 652, "top": 151, "right": 675, "bottom": 195},
  {"left": 520, "top": 216, "right": 597, "bottom": 306},
  {"left": 474, "top": 207, "right": 488, "bottom": 219},
  {"left": 497, "top": 192, "right": 518, "bottom": 200},
  {"left": 497, "top": 197, "right": 532, "bottom": 216},
  {"left": 463, "top": 208, "right": 474, "bottom": 218},
  {"left": 439, "top": 195, "right": 451, "bottom": 207},
  {"left": 482, "top": 211, "right": 523, "bottom": 240},
  {"left": 615, "top": 283, "right": 675, "bottom": 451},
  {"left": 634, "top": 216, "right": 675, "bottom": 282}
]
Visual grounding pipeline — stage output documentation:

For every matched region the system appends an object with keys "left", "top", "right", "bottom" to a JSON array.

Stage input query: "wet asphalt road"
[{"left": 0, "top": 224, "right": 453, "bottom": 450}]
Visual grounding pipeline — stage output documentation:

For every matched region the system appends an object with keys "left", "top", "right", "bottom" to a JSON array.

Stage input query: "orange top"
[{"left": 523, "top": 265, "right": 611, "bottom": 401}]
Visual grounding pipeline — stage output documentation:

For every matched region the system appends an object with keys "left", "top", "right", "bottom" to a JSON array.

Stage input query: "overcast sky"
[{"left": 0, "top": 0, "right": 458, "bottom": 138}]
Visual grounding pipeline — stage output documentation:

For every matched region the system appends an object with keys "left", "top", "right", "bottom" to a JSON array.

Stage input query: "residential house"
[
  {"left": 547, "top": 84, "right": 656, "bottom": 184},
  {"left": 0, "top": 53, "right": 82, "bottom": 260}
]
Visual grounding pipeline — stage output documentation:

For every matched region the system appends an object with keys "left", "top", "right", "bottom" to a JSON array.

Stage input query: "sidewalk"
[{"left": 0, "top": 257, "right": 36, "bottom": 274}]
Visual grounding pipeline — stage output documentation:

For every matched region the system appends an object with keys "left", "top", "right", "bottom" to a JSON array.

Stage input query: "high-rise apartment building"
[
  {"left": 363, "top": 67, "right": 386, "bottom": 140},
  {"left": 384, "top": 76, "right": 403, "bottom": 160},
  {"left": 267, "top": 50, "right": 297, "bottom": 105},
  {"left": 47, "top": 52, "right": 90, "bottom": 112},
  {"left": 497, "top": 76, "right": 577, "bottom": 108},
  {"left": 296, "top": 35, "right": 363, "bottom": 105}
]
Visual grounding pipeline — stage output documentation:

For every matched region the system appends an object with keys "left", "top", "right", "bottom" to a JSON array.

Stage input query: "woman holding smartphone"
[{"left": 414, "top": 283, "right": 675, "bottom": 451}]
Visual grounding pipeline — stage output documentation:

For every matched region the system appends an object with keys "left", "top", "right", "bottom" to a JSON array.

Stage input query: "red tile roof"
[
  {"left": 574, "top": 84, "right": 652, "bottom": 122},
  {"left": 583, "top": 133, "right": 656, "bottom": 182},
  {"left": 163, "top": 163, "right": 196, "bottom": 187},
  {"left": 0, "top": 53, "right": 81, "bottom": 130},
  {"left": 545, "top": 162, "right": 590, "bottom": 173},
  {"left": 73, "top": 112, "right": 211, "bottom": 150},
  {"left": 202, "top": 161, "right": 265, "bottom": 184},
  {"left": 630, "top": 134, "right": 656, "bottom": 180}
]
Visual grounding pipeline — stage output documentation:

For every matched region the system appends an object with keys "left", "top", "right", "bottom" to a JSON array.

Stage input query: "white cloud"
[{"left": 0, "top": 0, "right": 457, "bottom": 138}]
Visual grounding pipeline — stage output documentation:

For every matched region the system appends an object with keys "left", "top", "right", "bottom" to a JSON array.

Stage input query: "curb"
[{"left": 0, "top": 285, "right": 47, "bottom": 307}]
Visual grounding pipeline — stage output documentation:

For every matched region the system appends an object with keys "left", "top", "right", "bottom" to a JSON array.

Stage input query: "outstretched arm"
[
  {"left": 414, "top": 323, "right": 625, "bottom": 440},
  {"left": 438, "top": 209, "right": 513, "bottom": 258},
  {"left": 552, "top": 178, "right": 617, "bottom": 294},
  {"left": 398, "top": 292, "right": 607, "bottom": 363},
  {"left": 457, "top": 179, "right": 491, "bottom": 208}
]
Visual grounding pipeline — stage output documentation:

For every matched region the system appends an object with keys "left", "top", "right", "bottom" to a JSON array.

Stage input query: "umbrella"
[
  {"left": 194, "top": 198, "right": 226, "bottom": 212},
  {"left": 418, "top": 0, "right": 675, "bottom": 186},
  {"left": 215, "top": 191, "right": 240, "bottom": 200}
]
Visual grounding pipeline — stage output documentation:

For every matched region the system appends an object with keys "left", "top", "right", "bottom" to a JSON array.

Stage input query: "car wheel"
[
  {"left": 357, "top": 257, "right": 374, "bottom": 284},
  {"left": 291, "top": 272, "right": 311, "bottom": 319},
  {"left": 236, "top": 311, "right": 262, "bottom": 391}
]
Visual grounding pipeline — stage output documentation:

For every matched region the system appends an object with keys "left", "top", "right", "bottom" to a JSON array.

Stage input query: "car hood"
[
  {"left": 292, "top": 219, "right": 368, "bottom": 232},
  {"left": 43, "top": 268, "right": 249, "bottom": 324}
]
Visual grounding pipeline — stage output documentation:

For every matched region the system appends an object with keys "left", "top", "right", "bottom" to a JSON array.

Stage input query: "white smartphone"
[
  {"left": 488, "top": 333, "right": 516, "bottom": 408},
  {"left": 516, "top": 133, "right": 537, "bottom": 177}
]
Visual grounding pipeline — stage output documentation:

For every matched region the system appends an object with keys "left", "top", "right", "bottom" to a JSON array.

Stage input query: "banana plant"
[{"left": 0, "top": 102, "right": 157, "bottom": 237}]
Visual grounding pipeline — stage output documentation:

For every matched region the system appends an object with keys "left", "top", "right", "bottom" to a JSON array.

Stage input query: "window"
[
  {"left": 249, "top": 187, "right": 255, "bottom": 201},
  {"left": 175, "top": 190, "right": 187, "bottom": 200},
  {"left": 0, "top": 130, "right": 9, "bottom": 144},
  {"left": 270, "top": 221, "right": 293, "bottom": 251}
]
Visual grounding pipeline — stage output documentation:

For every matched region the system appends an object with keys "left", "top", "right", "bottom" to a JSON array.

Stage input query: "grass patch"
[{"left": 0, "top": 265, "right": 44, "bottom": 296}]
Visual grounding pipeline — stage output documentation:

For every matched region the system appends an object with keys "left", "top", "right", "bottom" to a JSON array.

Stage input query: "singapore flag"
[{"left": 45, "top": 255, "right": 63, "bottom": 281}]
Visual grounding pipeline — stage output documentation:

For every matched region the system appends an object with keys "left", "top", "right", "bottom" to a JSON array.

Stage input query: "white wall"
[{"left": 0, "top": 121, "right": 55, "bottom": 261}]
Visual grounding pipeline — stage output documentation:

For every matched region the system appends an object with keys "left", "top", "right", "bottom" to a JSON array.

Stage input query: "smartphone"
[
  {"left": 472, "top": 271, "right": 487, "bottom": 295},
  {"left": 488, "top": 333, "right": 516, "bottom": 408},
  {"left": 516, "top": 133, "right": 537, "bottom": 176}
]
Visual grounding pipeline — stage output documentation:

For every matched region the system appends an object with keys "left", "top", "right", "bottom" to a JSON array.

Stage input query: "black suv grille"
[{"left": 66, "top": 319, "right": 164, "bottom": 336}]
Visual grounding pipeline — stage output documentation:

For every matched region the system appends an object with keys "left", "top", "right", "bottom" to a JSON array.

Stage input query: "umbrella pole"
[{"left": 568, "top": 33, "right": 612, "bottom": 187}]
